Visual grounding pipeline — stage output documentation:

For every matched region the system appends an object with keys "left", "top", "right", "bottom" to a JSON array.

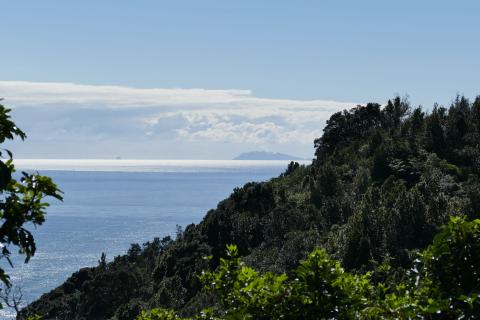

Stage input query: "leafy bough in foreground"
[
  {"left": 138, "top": 216, "right": 480, "bottom": 319},
  {"left": 0, "top": 102, "right": 62, "bottom": 309}
]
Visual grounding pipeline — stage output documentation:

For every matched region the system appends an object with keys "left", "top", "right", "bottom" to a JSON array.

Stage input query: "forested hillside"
[{"left": 22, "top": 95, "right": 480, "bottom": 319}]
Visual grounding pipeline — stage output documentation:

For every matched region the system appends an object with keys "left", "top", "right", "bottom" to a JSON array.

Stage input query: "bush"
[{"left": 139, "top": 216, "right": 480, "bottom": 319}]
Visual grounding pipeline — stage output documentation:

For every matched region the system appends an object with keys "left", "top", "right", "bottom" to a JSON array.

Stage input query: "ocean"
[{"left": 0, "top": 160, "right": 308, "bottom": 318}]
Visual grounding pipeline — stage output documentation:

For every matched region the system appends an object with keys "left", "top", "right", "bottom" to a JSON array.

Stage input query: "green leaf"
[{"left": 0, "top": 160, "right": 12, "bottom": 189}]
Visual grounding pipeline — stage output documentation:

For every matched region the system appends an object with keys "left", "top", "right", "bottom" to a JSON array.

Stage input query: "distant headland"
[{"left": 233, "top": 151, "right": 304, "bottom": 160}]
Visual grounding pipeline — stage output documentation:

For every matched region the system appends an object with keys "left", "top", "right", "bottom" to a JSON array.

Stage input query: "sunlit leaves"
[
  {"left": 0, "top": 103, "right": 62, "bottom": 289},
  {"left": 141, "top": 217, "right": 480, "bottom": 319}
]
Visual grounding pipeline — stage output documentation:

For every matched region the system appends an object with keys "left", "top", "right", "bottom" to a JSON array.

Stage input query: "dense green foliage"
[
  {"left": 23, "top": 95, "right": 480, "bottom": 319},
  {"left": 0, "top": 102, "right": 62, "bottom": 308},
  {"left": 137, "top": 216, "right": 480, "bottom": 319}
]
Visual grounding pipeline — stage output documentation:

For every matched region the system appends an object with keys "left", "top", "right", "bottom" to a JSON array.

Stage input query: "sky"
[{"left": 0, "top": 0, "right": 479, "bottom": 159}]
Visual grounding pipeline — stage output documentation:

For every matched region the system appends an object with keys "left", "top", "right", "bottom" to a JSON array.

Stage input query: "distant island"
[{"left": 233, "top": 151, "right": 304, "bottom": 160}]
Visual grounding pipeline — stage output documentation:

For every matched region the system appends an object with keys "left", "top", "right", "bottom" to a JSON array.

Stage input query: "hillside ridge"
[{"left": 22, "top": 95, "right": 480, "bottom": 320}]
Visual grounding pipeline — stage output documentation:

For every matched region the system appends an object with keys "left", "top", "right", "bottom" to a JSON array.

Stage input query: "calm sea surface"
[{"left": 1, "top": 160, "right": 308, "bottom": 318}]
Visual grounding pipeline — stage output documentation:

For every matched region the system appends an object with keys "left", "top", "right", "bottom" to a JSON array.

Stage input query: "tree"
[
  {"left": 0, "top": 285, "right": 26, "bottom": 319},
  {"left": 425, "top": 105, "right": 447, "bottom": 156},
  {"left": 0, "top": 102, "right": 62, "bottom": 297}
]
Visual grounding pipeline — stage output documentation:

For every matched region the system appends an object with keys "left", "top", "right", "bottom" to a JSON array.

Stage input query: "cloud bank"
[{"left": 0, "top": 81, "right": 357, "bottom": 159}]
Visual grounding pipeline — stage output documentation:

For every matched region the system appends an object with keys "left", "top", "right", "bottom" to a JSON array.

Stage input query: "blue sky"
[{"left": 1, "top": 1, "right": 479, "bottom": 159}]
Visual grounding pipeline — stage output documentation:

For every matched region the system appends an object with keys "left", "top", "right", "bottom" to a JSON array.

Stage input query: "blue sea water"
[{"left": 0, "top": 160, "right": 305, "bottom": 318}]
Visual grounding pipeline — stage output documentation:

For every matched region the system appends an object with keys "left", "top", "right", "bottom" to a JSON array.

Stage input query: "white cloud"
[
  {"left": 0, "top": 81, "right": 358, "bottom": 158},
  {"left": 0, "top": 81, "right": 252, "bottom": 107},
  {"left": 0, "top": 80, "right": 352, "bottom": 110}
]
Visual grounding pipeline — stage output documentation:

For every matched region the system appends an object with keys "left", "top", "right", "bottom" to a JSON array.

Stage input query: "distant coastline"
[{"left": 13, "top": 159, "right": 311, "bottom": 172}]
